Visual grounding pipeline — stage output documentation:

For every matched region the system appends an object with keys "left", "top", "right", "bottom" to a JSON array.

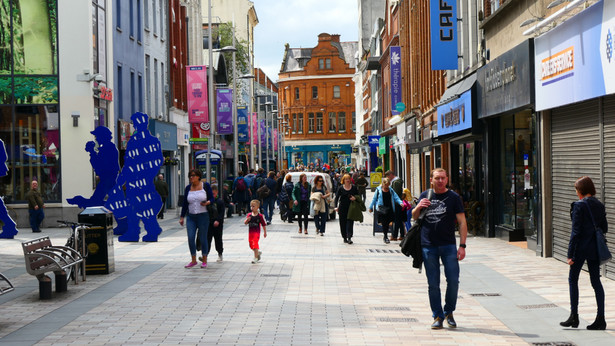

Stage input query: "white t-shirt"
[{"left": 187, "top": 187, "right": 208, "bottom": 215}]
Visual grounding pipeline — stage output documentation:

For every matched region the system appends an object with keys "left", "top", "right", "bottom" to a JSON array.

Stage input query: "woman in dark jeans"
[
  {"left": 292, "top": 173, "right": 311, "bottom": 234},
  {"left": 312, "top": 176, "right": 331, "bottom": 236},
  {"left": 334, "top": 174, "right": 358, "bottom": 244},
  {"left": 369, "top": 177, "right": 403, "bottom": 244},
  {"left": 283, "top": 174, "right": 295, "bottom": 223},
  {"left": 560, "top": 176, "right": 607, "bottom": 330}
]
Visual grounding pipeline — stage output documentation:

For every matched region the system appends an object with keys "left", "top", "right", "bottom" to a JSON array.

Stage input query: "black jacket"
[{"left": 569, "top": 197, "right": 608, "bottom": 261}]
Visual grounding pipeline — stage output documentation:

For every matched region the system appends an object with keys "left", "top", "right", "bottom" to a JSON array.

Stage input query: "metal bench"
[
  {"left": 22, "top": 236, "right": 84, "bottom": 299},
  {"left": 0, "top": 273, "right": 14, "bottom": 295}
]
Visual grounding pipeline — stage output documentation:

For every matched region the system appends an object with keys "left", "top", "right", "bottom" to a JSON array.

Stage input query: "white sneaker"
[
  {"left": 251, "top": 257, "right": 260, "bottom": 264},
  {"left": 217, "top": 254, "right": 223, "bottom": 262}
]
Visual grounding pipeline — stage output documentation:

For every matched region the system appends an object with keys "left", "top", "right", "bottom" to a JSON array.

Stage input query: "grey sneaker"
[{"left": 216, "top": 254, "right": 223, "bottom": 262}]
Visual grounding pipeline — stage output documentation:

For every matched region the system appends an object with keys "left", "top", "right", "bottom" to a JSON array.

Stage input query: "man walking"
[
  {"left": 412, "top": 168, "right": 467, "bottom": 329},
  {"left": 155, "top": 174, "right": 169, "bottom": 219},
  {"left": 25, "top": 180, "right": 45, "bottom": 233}
]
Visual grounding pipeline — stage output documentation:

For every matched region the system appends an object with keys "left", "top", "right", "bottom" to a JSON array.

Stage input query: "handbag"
[
  {"left": 583, "top": 201, "right": 612, "bottom": 265},
  {"left": 374, "top": 188, "right": 392, "bottom": 218}
]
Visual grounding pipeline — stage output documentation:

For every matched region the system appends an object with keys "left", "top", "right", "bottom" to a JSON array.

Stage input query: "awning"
[
  {"left": 436, "top": 73, "right": 477, "bottom": 107},
  {"left": 407, "top": 138, "right": 434, "bottom": 154}
]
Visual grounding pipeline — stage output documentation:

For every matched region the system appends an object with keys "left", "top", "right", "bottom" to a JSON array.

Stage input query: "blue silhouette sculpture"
[
  {"left": 67, "top": 126, "right": 120, "bottom": 208},
  {"left": 105, "top": 112, "right": 163, "bottom": 242},
  {"left": 0, "top": 139, "right": 18, "bottom": 239}
]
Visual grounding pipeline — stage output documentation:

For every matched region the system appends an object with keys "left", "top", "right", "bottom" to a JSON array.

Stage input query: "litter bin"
[{"left": 78, "top": 206, "right": 115, "bottom": 274}]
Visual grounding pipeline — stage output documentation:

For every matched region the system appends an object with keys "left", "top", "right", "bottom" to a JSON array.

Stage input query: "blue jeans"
[
  {"left": 263, "top": 196, "right": 276, "bottom": 222},
  {"left": 29, "top": 208, "right": 44, "bottom": 232},
  {"left": 186, "top": 212, "right": 210, "bottom": 256},
  {"left": 314, "top": 212, "right": 327, "bottom": 233},
  {"left": 422, "top": 244, "right": 460, "bottom": 319}
]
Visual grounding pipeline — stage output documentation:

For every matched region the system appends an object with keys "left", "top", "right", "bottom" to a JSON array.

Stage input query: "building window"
[
  {"left": 144, "top": 0, "right": 149, "bottom": 29},
  {"left": 138, "top": 74, "right": 143, "bottom": 112},
  {"left": 137, "top": 0, "right": 142, "bottom": 41},
  {"left": 116, "top": 0, "right": 121, "bottom": 28},
  {"left": 129, "top": 0, "right": 134, "bottom": 37},
  {"left": 333, "top": 86, "right": 340, "bottom": 99},
  {"left": 316, "top": 112, "right": 323, "bottom": 133},
  {"left": 308, "top": 113, "right": 315, "bottom": 133},
  {"left": 328, "top": 112, "right": 336, "bottom": 133},
  {"left": 154, "top": 58, "right": 158, "bottom": 118},
  {"left": 152, "top": 0, "right": 157, "bottom": 34},
  {"left": 160, "top": 62, "right": 165, "bottom": 109},
  {"left": 292, "top": 113, "right": 297, "bottom": 133},
  {"left": 295, "top": 87, "right": 299, "bottom": 100},
  {"left": 117, "top": 65, "right": 123, "bottom": 117},
  {"left": 159, "top": 0, "right": 164, "bottom": 39},
  {"left": 145, "top": 55, "right": 151, "bottom": 114},
  {"left": 298, "top": 113, "right": 304, "bottom": 133},
  {"left": 338, "top": 112, "right": 346, "bottom": 132},
  {"left": 326, "top": 58, "right": 331, "bottom": 69},
  {"left": 130, "top": 71, "right": 135, "bottom": 114},
  {"left": 319, "top": 59, "right": 324, "bottom": 69},
  {"left": 352, "top": 111, "right": 356, "bottom": 132},
  {"left": 312, "top": 86, "right": 318, "bottom": 99}
]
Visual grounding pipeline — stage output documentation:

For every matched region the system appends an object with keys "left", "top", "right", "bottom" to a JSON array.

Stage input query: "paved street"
[{"left": 1, "top": 199, "right": 615, "bottom": 345}]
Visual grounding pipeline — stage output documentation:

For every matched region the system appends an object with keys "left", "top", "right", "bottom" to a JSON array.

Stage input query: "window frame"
[
  {"left": 328, "top": 112, "right": 336, "bottom": 133},
  {"left": 308, "top": 112, "right": 315, "bottom": 133},
  {"left": 312, "top": 86, "right": 318, "bottom": 99},
  {"left": 338, "top": 111, "right": 346, "bottom": 132},
  {"left": 333, "top": 85, "right": 340, "bottom": 99}
]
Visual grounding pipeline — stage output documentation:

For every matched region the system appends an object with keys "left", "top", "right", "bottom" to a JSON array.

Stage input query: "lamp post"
[
  {"left": 264, "top": 101, "right": 273, "bottom": 171},
  {"left": 206, "top": 0, "right": 214, "bottom": 183},
  {"left": 277, "top": 115, "right": 283, "bottom": 171}
]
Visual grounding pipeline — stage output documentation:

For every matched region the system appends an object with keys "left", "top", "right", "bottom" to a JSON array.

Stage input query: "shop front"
[
  {"left": 435, "top": 73, "right": 483, "bottom": 236},
  {"left": 477, "top": 39, "right": 539, "bottom": 248},
  {"left": 534, "top": 0, "right": 615, "bottom": 277},
  {"left": 286, "top": 143, "right": 352, "bottom": 170},
  {"left": 149, "top": 119, "right": 178, "bottom": 209}
]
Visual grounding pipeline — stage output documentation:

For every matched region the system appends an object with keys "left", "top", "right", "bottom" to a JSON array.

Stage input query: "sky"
[{"left": 252, "top": 0, "right": 359, "bottom": 82}]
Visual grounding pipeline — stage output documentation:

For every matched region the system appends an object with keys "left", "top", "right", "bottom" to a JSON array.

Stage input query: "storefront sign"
[
  {"left": 478, "top": 40, "right": 533, "bottom": 119},
  {"left": 390, "top": 46, "right": 402, "bottom": 115},
  {"left": 437, "top": 89, "right": 472, "bottom": 136},
  {"left": 430, "top": 0, "right": 458, "bottom": 70},
  {"left": 368, "top": 135, "right": 380, "bottom": 152},
  {"left": 379, "top": 137, "right": 387, "bottom": 155},
  {"left": 186, "top": 66, "right": 209, "bottom": 123},
  {"left": 216, "top": 88, "right": 233, "bottom": 134},
  {"left": 191, "top": 123, "right": 209, "bottom": 140},
  {"left": 148, "top": 119, "right": 177, "bottom": 151},
  {"left": 237, "top": 106, "right": 249, "bottom": 143},
  {"left": 535, "top": 0, "right": 614, "bottom": 110}
]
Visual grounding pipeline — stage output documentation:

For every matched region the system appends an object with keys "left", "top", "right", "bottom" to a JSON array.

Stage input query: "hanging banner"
[
  {"left": 216, "top": 88, "right": 233, "bottom": 134},
  {"left": 250, "top": 112, "right": 258, "bottom": 145},
  {"left": 390, "top": 46, "right": 402, "bottom": 116},
  {"left": 273, "top": 129, "right": 278, "bottom": 149},
  {"left": 430, "top": 0, "right": 458, "bottom": 70},
  {"left": 260, "top": 120, "right": 266, "bottom": 146},
  {"left": 237, "top": 106, "right": 249, "bottom": 143},
  {"left": 186, "top": 66, "right": 209, "bottom": 123}
]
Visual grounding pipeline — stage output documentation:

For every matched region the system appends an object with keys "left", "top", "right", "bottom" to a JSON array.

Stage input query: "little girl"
[
  {"left": 401, "top": 188, "right": 414, "bottom": 234},
  {"left": 244, "top": 199, "right": 267, "bottom": 263}
]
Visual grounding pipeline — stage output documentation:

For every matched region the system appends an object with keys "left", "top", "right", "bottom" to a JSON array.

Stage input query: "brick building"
[{"left": 278, "top": 33, "right": 358, "bottom": 169}]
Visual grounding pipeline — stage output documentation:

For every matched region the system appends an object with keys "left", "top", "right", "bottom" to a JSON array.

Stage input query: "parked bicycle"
[{"left": 56, "top": 220, "right": 90, "bottom": 282}]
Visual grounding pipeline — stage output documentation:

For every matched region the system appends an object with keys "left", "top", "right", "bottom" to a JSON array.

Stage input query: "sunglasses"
[{"left": 189, "top": 174, "right": 197, "bottom": 177}]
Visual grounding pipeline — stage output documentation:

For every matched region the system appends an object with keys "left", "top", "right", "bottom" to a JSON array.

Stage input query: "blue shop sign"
[
  {"left": 437, "top": 89, "right": 472, "bottom": 136},
  {"left": 368, "top": 135, "right": 380, "bottom": 152},
  {"left": 148, "top": 119, "right": 177, "bottom": 151}
]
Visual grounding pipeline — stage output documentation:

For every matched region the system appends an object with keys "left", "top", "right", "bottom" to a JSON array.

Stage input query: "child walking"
[{"left": 245, "top": 199, "right": 267, "bottom": 263}]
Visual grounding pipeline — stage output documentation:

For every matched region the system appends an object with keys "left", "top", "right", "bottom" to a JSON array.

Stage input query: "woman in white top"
[{"left": 180, "top": 169, "right": 214, "bottom": 268}]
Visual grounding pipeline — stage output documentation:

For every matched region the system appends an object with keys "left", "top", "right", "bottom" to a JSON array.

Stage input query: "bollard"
[
  {"left": 55, "top": 271, "right": 67, "bottom": 292},
  {"left": 38, "top": 275, "right": 52, "bottom": 300}
]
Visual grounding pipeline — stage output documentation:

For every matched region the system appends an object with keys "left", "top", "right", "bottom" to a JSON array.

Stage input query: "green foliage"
[
  {"left": 0, "top": 76, "right": 10, "bottom": 103},
  {"left": 13, "top": 77, "right": 57, "bottom": 104},
  {"left": 375, "top": 166, "right": 383, "bottom": 173},
  {"left": 217, "top": 22, "right": 249, "bottom": 84}
]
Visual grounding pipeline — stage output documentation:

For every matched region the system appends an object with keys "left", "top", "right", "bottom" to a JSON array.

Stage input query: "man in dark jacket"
[
  {"left": 262, "top": 171, "right": 278, "bottom": 225},
  {"left": 154, "top": 174, "right": 169, "bottom": 219}
]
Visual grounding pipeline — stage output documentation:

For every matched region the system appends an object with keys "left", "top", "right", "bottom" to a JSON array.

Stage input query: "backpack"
[
  {"left": 236, "top": 178, "right": 247, "bottom": 192},
  {"left": 278, "top": 188, "right": 290, "bottom": 203},
  {"left": 257, "top": 184, "right": 271, "bottom": 199},
  {"left": 254, "top": 176, "right": 264, "bottom": 190}
]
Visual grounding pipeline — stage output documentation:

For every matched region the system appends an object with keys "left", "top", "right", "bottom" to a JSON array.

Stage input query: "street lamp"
[{"left": 238, "top": 73, "right": 255, "bottom": 170}]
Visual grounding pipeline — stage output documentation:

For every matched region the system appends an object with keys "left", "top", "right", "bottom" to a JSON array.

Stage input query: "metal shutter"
[
  {"left": 551, "top": 99, "right": 601, "bottom": 262},
  {"left": 602, "top": 95, "right": 615, "bottom": 279}
]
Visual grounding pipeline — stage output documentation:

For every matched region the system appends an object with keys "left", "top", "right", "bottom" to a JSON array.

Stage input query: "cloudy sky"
[{"left": 252, "top": 0, "right": 359, "bottom": 82}]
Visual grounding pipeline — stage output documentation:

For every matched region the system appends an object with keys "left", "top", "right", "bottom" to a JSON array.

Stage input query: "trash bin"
[{"left": 78, "top": 206, "right": 115, "bottom": 274}]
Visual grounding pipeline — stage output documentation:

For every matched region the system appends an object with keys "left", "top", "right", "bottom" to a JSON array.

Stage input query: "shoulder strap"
[{"left": 417, "top": 189, "right": 433, "bottom": 221}]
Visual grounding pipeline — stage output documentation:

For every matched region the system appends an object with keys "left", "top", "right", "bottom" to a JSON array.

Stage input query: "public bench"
[
  {"left": 22, "top": 236, "right": 83, "bottom": 299},
  {"left": 0, "top": 272, "right": 14, "bottom": 295}
]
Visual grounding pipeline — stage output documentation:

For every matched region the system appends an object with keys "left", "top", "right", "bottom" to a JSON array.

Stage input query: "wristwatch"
[{"left": 459, "top": 243, "right": 466, "bottom": 248}]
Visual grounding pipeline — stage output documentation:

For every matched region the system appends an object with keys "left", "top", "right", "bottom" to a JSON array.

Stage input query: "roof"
[
  {"left": 281, "top": 42, "right": 358, "bottom": 73},
  {"left": 437, "top": 73, "right": 477, "bottom": 106}
]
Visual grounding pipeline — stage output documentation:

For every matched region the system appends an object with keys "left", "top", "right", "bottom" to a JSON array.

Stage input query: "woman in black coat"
[
  {"left": 334, "top": 173, "right": 358, "bottom": 244},
  {"left": 560, "top": 176, "right": 607, "bottom": 330}
]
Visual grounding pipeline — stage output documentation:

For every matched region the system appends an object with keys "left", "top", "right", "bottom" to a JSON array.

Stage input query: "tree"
[{"left": 215, "top": 22, "right": 249, "bottom": 85}]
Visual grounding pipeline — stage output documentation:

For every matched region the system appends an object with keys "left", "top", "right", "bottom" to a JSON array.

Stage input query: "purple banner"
[
  {"left": 260, "top": 120, "right": 266, "bottom": 146},
  {"left": 216, "top": 88, "right": 233, "bottom": 134},
  {"left": 237, "top": 106, "right": 249, "bottom": 142},
  {"left": 390, "top": 46, "right": 402, "bottom": 116}
]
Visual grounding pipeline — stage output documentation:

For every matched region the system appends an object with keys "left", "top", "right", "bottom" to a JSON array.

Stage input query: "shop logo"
[
  {"left": 541, "top": 46, "right": 574, "bottom": 86},
  {"left": 440, "top": 104, "right": 465, "bottom": 129}
]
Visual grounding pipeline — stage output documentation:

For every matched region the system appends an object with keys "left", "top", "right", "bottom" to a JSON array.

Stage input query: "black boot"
[
  {"left": 560, "top": 313, "right": 579, "bottom": 328},
  {"left": 586, "top": 315, "right": 606, "bottom": 330}
]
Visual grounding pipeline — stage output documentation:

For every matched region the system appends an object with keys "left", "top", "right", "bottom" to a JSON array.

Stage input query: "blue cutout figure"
[
  {"left": 67, "top": 126, "right": 120, "bottom": 208},
  {"left": 0, "top": 139, "right": 18, "bottom": 239},
  {"left": 105, "top": 112, "right": 163, "bottom": 242}
]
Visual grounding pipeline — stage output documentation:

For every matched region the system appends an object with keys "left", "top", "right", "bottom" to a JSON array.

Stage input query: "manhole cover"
[
  {"left": 260, "top": 274, "right": 290, "bottom": 277},
  {"left": 518, "top": 303, "right": 558, "bottom": 310},
  {"left": 371, "top": 307, "right": 411, "bottom": 311},
  {"left": 377, "top": 317, "right": 417, "bottom": 322},
  {"left": 290, "top": 236, "right": 310, "bottom": 239},
  {"left": 469, "top": 293, "right": 501, "bottom": 297},
  {"left": 531, "top": 343, "right": 576, "bottom": 346}
]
